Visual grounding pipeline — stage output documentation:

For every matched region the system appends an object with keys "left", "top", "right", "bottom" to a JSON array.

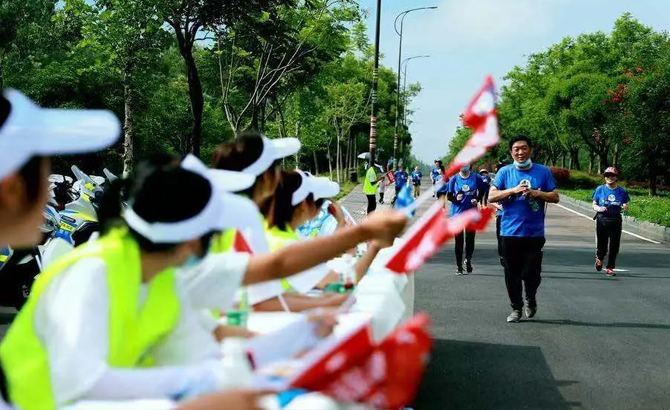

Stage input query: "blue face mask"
[
  {"left": 514, "top": 158, "right": 532, "bottom": 168},
  {"left": 182, "top": 255, "right": 203, "bottom": 269},
  {"left": 460, "top": 165, "right": 471, "bottom": 173}
]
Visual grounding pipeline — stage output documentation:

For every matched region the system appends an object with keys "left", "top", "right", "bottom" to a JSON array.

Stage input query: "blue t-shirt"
[
  {"left": 431, "top": 167, "right": 441, "bottom": 182},
  {"left": 592, "top": 185, "right": 630, "bottom": 217},
  {"left": 394, "top": 171, "right": 409, "bottom": 187},
  {"left": 411, "top": 170, "right": 422, "bottom": 184},
  {"left": 493, "top": 164, "right": 557, "bottom": 237},
  {"left": 447, "top": 172, "right": 487, "bottom": 216}
]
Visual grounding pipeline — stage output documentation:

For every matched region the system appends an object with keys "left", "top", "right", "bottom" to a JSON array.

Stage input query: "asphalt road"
[{"left": 412, "top": 202, "right": 670, "bottom": 410}]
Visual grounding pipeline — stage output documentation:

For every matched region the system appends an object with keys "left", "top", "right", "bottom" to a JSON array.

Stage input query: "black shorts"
[{"left": 436, "top": 191, "right": 447, "bottom": 199}]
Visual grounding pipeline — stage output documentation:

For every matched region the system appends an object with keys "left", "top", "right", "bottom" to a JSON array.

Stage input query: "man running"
[
  {"left": 489, "top": 135, "right": 559, "bottom": 323},
  {"left": 446, "top": 164, "right": 487, "bottom": 275},
  {"left": 392, "top": 165, "right": 409, "bottom": 205},
  {"left": 411, "top": 165, "right": 423, "bottom": 198}
]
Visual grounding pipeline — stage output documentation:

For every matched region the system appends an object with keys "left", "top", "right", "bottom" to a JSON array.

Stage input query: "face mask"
[
  {"left": 514, "top": 158, "right": 532, "bottom": 168},
  {"left": 182, "top": 255, "right": 203, "bottom": 269},
  {"left": 460, "top": 165, "right": 471, "bottom": 173}
]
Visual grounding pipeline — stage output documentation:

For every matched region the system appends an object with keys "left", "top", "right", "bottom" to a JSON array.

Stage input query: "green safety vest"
[
  {"left": 0, "top": 229, "right": 180, "bottom": 410},
  {"left": 265, "top": 225, "right": 300, "bottom": 291},
  {"left": 363, "top": 166, "right": 378, "bottom": 195}
]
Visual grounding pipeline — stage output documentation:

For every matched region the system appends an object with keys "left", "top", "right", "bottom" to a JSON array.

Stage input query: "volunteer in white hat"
[
  {"left": 247, "top": 170, "right": 386, "bottom": 312},
  {"left": 0, "top": 89, "right": 120, "bottom": 410}
]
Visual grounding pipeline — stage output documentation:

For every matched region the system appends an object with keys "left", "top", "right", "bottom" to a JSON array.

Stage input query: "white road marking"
[{"left": 553, "top": 203, "right": 661, "bottom": 245}]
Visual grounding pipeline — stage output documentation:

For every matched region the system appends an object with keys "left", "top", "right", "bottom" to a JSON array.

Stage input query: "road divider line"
[{"left": 553, "top": 203, "right": 661, "bottom": 245}]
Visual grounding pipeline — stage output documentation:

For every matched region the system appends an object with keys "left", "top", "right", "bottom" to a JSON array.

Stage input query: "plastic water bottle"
[
  {"left": 225, "top": 289, "right": 250, "bottom": 328},
  {"left": 219, "top": 337, "right": 254, "bottom": 389}
]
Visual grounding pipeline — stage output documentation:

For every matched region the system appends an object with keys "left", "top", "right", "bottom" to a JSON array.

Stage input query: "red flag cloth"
[
  {"left": 233, "top": 230, "right": 253, "bottom": 253},
  {"left": 443, "top": 76, "right": 500, "bottom": 180},
  {"left": 297, "top": 314, "right": 433, "bottom": 409},
  {"left": 385, "top": 170, "right": 395, "bottom": 184},
  {"left": 384, "top": 204, "right": 494, "bottom": 274}
]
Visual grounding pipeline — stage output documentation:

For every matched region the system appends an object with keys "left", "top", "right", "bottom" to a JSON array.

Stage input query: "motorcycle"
[{"left": 0, "top": 166, "right": 111, "bottom": 310}]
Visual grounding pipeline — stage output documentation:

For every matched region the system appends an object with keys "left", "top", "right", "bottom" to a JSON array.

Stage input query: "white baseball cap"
[
  {"left": 182, "top": 154, "right": 255, "bottom": 193},
  {"left": 121, "top": 156, "right": 262, "bottom": 244},
  {"left": 291, "top": 170, "right": 341, "bottom": 205},
  {"left": 242, "top": 136, "right": 301, "bottom": 176},
  {"left": 0, "top": 89, "right": 121, "bottom": 180}
]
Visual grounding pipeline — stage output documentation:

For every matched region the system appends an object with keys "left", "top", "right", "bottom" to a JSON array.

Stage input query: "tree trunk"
[
  {"left": 327, "top": 137, "right": 333, "bottom": 179},
  {"left": 122, "top": 81, "right": 135, "bottom": 177},
  {"left": 648, "top": 155, "right": 657, "bottom": 196},
  {"left": 613, "top": 143, "right": 620, "bottom": 168},
  {"left": 294, "top": 121, "right": 301, "bottom": 167},
  {"left": 598, "top": 151, "right": 608, "bottom": 175},
  {"left": 570, "top": 148, "right": 580, "bottom": 170},
  {"left": 588, "top": 152, "right": 595, "bottom": 174},
  {"left": 180, "top": 47, "right": 203, "bottom": 156},
  {"left": 313, "top": 150, "right": 319, "bottom": 175},
  {"left": 561, "top": 153, "right": 567, "bottom": 168}
]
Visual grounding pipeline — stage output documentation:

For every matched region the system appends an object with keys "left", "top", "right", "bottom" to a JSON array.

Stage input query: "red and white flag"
[
  {"left": 233, "top": 230, "right": 253, "bottom": 253},
  {"left": 384, "top": 204, "right": 494, "bottom": 274},
  {"left": 444, "top": 76, "right": 500, "bottom": 180}
]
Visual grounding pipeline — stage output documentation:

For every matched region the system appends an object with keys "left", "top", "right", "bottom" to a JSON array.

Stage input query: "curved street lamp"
[{"left": 393, "top": 6, "right": 438, "bottom": 164}]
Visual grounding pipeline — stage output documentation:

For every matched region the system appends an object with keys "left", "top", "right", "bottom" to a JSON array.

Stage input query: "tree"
[
  {"left": 155, "top": 0, "right": 295, "bottom": 156},
  {"left": 75, "top": 0, "right": 170, "bottom": 174}
]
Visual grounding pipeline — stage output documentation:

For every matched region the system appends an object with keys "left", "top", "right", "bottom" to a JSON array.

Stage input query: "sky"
[{"left": 358, "top": 0, "right": 670, "bottom": 163}]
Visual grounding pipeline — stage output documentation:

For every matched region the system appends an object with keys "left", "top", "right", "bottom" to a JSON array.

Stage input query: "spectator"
[
  {"left": 446, "top": 164, "right": 488, "bottom": 275},
  {"left": 411, "top": 166, "right": 423, "bottom": 198},
  {"left": 592, "top": 167, "right": 630, "bottom": 277},
  {"left": 378, "top": 163, "right": 391, "bottom": 204},
  {"left": 489, "top": 135, "right": 559, "bottom": 323},
  {"left": 392, "top": 165, "right": 409, "bottom": 205}
]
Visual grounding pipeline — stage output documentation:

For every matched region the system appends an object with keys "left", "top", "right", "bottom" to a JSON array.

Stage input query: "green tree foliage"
[
  {"left": 491, "top": 13, "right": 670, "bottom": 194},
  {"left": 3, "top": 1, "right": 422, "bottom": 181}
]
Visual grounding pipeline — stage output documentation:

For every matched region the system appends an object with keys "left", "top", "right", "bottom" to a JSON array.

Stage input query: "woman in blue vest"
[
  {"left": 446, "top": 164, "right": 487, "bottom": 275},
  {"left": 592, "top": 167, "right": 630, "bottom": 277}
]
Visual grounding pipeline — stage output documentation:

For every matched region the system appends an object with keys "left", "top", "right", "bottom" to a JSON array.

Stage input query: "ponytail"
[
  {"left": 268, "top": 171, "right": 314, "bottom": 231},
  {"left": 97, "top": 177, "right": 130, "bottom": 233}
]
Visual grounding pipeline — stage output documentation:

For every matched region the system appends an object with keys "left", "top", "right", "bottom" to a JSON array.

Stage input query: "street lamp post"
[
  {"left": 401, "top": 54, "right": 430, "bottom": 129},
  {"left": 393, "top": 6, "right": 437, "bottom": 166},
  {"left": 368, "top": 0, "right": 382, "bottom": 164}
]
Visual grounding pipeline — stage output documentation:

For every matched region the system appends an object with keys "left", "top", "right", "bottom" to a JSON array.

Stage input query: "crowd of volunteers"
[{"left": 0, "top": 89, "right": 409, "bottom": 410}]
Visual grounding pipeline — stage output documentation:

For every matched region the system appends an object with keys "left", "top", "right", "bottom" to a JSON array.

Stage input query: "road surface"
[{"left": 412, "top": 202, "right": 670, "bottom": 410}]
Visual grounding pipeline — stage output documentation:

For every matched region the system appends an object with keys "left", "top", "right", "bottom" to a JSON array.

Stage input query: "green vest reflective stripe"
[
  {"left": 0, "top": 229, "right": 180, "bottom": 410},
  {"left": 211, "top": 229, "right": 236, "bottom": 254},
  {"left": 363, "top": 167, "right": 377, "bottom": 195},
  {"left": 265, "top": 226, "right": 300, "bottom": 291}
]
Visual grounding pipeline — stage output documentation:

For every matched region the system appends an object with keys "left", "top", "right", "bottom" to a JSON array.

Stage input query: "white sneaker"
[{"left": 507, "top": 310, "right": 522, "bottom": 323}]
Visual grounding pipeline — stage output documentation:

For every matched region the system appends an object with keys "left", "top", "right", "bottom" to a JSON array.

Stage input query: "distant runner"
[
  {"left": 592, "top": 167, "right": 630, "bottom": 277},
  {"left": 411, "top": 166, "right": 423, "bottom": 198}
]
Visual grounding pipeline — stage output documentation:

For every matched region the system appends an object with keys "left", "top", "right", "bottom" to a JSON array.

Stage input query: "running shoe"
[
  {"left": 524, "top": 304, "right": 537, "bottom": 319},
  {"left": 465, "top": 259, "right": 473, "bottom": 274},
  {"left": 507, "top": 310, "right": 522, "bottom": 323},
  {"left": 455, "top": 266, "right": 464, "bottom": 276},
  {"left": 606, "top": 268, "right": 616, "bottom": 277},
  {"left": 595, "top": 257, "right": 603, "bottom": 272}
]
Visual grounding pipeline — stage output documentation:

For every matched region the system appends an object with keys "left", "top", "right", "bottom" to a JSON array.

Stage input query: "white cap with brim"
[
  {"left": 182, "top": 154, "right": 255, "bottom": 193},
  {"left": 0, "top": 89, "right": 121, "bottom": 180},
  {"left": 121, "top": 156, "right": 260, "bottom": 244},
  {"left": 292, "top": 170, "right": 341, "bottom": 205},
  {"left": 242, "top": 136, "right": 301, "bottom": 177}
]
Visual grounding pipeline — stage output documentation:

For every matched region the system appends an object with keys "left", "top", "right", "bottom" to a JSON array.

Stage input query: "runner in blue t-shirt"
[
  {"left": 489, "top": 136, "right": 559, "bottom": 323},
  {"left": 431, "top": 160, "right": 442, "bottom": 197},
  {"left": 446, "top": 164, "right": 488, "bottom": 275},
  {"left": 592, "top": 167, "right": 630, "bottom": 277},
  {"left": 392, "top": 165, "right": 409, "bottom": 205},
  {"left": 411, "top": 166, "right": 423, "bottom": 198}
]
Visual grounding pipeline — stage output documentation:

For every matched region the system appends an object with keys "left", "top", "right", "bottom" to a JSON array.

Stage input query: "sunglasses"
[{"left": 604, "top": 174, "right": 617, "bottom": 178}]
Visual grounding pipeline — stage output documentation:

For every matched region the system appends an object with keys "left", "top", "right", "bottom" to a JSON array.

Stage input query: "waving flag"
[
  {"left": 385, "top": 204, "right": 494, "bottom": 274},
  {"left": 444, "top": 76, "right": 500, "bottom": 180}
]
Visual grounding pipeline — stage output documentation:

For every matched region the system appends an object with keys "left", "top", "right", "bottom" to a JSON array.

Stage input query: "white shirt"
[{"left": 34, "top": 251, "right": 250, "bottom": 406}]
